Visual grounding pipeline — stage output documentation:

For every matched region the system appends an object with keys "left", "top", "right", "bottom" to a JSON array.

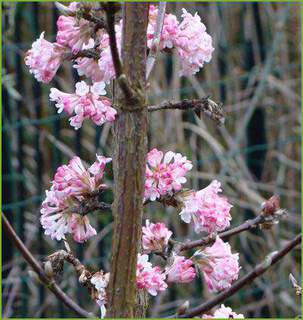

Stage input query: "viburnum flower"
[
  {"left": 147, "top": 5, "right": 180, "bottom": 50},
  {"left": 178, "top": 180, "right": 232, "bottom": 234},
  {"left": 91, "top": 271, "right": 110, "bottom": 319},
  {"left": 194, "top": 237, "right": 240, "bottom": 292},
  {"left": 147, "top": 6, "right": 213, "bottom": 76},
  {"left": 136, "top": 254, "right": 167, "bottom": 296},
  {"left": 25, "top": 32, "right": 66, "bottom": 83},
  {"left": 56, "top": 15, "right": 93, "bottom": 53},
  {"left": 142, "top": 220, "right": 172, "bottom": 253},
  {"left": 49, "top": 81, "right": 117, "bottom": 129},
  {"left": 166, "top": 255, "right": 196, "bottom": 284},
  {"left": 40, "top": 155, "right": 111, "bottom": 242},
  {"left": 145, "top": 148, "right": 192, "bottom": 201},
  {"left": 202, "top": 304, "right": 244, "bottom": 319},
  {"left": 174, "top": 9, "right": 214, "bottom": 76},
  {"left": 73, "top": 38, "right": 104, "bottom": 83}
]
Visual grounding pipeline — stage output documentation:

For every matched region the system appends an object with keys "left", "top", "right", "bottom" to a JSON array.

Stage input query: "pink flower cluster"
[
  {"left": 174, "top": 9, "right": 214, "bottom": 76},
  {"left": 194, "top": 237, "right": 240, "bottom": 293},
  {"left": 136, "top": 254, "right": 167, "bottom": 296},
  {"left": 147, "top": 5, "right": 180, "bottom": 50},
  {"left": 56, "top": 15, "right": 93, "bottom": 54},
  {"left": 147, "top": 6, "right": 214, "bottom": 76},
  {"left": 49, "top": 81, "right": 116, "bottom": 129},
  {"left": 40, "top": 155, "right": 111, "bottom": 242},
  {"left": 145, "top": 148, "right": 192, "bottom": 201},
  {"left": 202, "top": 304, "right": 244, "bottom": 319},
  {"left": 73, "top": 5, "right": 213, "bottom": 83},
  {"left": 142, "top": 220, "right": 172, "bottom": 253},
  {"left": 179, "top": 180, "right": 232, "bottom": 234},
  {"left": 25, "top": 32, "right": 66, "bottom": 83},
  {"left": 166, "top": 255, "right": 196, "bottom": 284},
  {"left": 25, "top": 5, "right": 213, "bottom": 84},
  {"left": 91, "top": 271, "right": 110, "bottom": 319}
]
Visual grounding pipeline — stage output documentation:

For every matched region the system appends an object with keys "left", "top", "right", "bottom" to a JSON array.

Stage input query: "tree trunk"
[{"left": 107, "top": 3, "right": 149, "bottom": 318}]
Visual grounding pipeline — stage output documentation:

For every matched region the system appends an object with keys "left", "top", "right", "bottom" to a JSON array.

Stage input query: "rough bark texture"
[{"left": 107, "top": 4, "right": 149, "bottom": 318}]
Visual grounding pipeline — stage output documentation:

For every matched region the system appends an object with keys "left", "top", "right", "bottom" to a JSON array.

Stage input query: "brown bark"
[{"left": 107, "top": 3, "right": 149, "bottom": 318}]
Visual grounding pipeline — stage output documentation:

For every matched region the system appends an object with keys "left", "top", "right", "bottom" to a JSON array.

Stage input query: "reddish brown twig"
[
  {"left": 179, "top": 214, "right": 264, "bottom": 252},
  {"left": 64, "top": 48, "right": 100, "bottom": 61},
  {"left": 148, "top": 97, "right": 225, "bottom": 125},
  {"left": 2, "top": 213, "right": 94, "bottom": 318},
  {"left": 177, "top": 234, "right": 301, "bottom": 318},
  {"left": 104, "top": 4, "right": 136, "bottom": 101}
]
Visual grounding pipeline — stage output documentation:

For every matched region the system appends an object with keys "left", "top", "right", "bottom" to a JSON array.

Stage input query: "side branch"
[
  {"left": 104, "top": 4, "right": 135, "bottom": 101},
  {"left": 179, "top": 234, "right": 301, "bottom": 318},
  {"left": 64, "top": 48, "right": 100, "bottom": 61},
  {"left": 148, "top": 97, "right": 225, "bottom": 125},
  {"left": 2, "top": 213, "right": 94, "bottom": 318},
  {"left": 179, "top": 214, "right": 264, "bottom": 252}
]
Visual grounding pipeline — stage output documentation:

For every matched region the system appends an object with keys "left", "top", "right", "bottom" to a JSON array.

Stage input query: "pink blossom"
[
  {"left": 145, "top": 148, "right": 192, "bottom": 201},
  {"left": 56, "top": 15, "right": 93, "bottom": 53},
  {"left": 97, "top": 23, "right": 122, "bottom": 83},
  {"left": 69, "top": 214, "right": 97, "bottom": 243},
  {"left": 40, "top": 190, "right": 70, "bottom": 241},
  {"left": 73, "top": 38, "right": 105, "bottom": 82},
  {"left": 89, "top": 154, "right": 112, "bottom": 181},
  {"left": 142, "top": 220, "right": 172, "bottom": 253},
  {"left": 194, "top": 237, "right": 240, "bottom": 293},
  {"left": 202, "top": 304, "right": 244, "bottom": 318},
  {"left": 68, "top": 2, "right": 78, "bottom": 11},
  {"left": 25, "top": 32, "right": 66, "bottom": 83},
  {"left": 74, "top": 56, "right": 104, "bottom": 82},
  {"left": 179, "top": 180, "right": 232, "bottom": 234},
  {"left": 49, "top": 81, "right": 117, "bottom": 129},
  {"left": 136, "top": 254, "right": 167, "bottom": 296},
  {"left": 166, "top": 255, "right": 196, "bottom": 284},
  {"left": 91, "top": 271, "right": 110, "bottom": 319},
  {"left": 40, "top": 155, "right": 111, "bottom": 242},
  {"left": 147, "top": 5, "right": 180, "bottom": 50},
  {"left": 174, "top": 9, "right": 214, "bottom": 76}
]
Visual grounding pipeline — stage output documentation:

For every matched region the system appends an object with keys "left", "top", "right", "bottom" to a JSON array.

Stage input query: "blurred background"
[{"left": 2, "top": 2, "right": 301, "bottom": 318}]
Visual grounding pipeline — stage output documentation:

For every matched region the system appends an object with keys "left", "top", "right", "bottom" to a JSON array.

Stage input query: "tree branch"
[
  {"left": 179, "top": 214, "right": 264, "bottom": 252},
  {"left": 2, "top": 213, "right": 94, "bottom": 318},
  {"left": 178, "top": 233, "right": 301, "bottom": 318},
  {"left": 104, "top": 4, "right": 136, "bottom": 102},
  {"left": 146, "top": 2, "right": 167, "bottom": 79},
  {"left": 148, "top": 97, "right": 225, "bottom": 125},
  {"left": 70, "top": 196, "right": 112, "bottom": 216},
  {"left": 64, "top": 48, "right": 100, "bottom": 61}
]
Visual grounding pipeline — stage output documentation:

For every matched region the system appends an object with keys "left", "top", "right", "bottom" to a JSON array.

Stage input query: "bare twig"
[
  {"left": 179, "top": 215, "right": 264, "bottom": 252},
  {"left": 148, "top": 97, "right": 225, "bottom": 125},
  {"left": 104, "top": 3, "right": 123, "bottom": 77},
  {"left": 2, "top": 213, "right": 94, "bottom": 318},
  {"left": 146, "top": 2, "right": 167, "bottom": 79},
  {"left": 70, "top": 196, "right": 112, "bottom": 216},
  {"left": 178, "top": 234, "right": 301, "bottom": 318},
  {"left": 64, "top": 48, "right": 100, "bottom": 61},
  {"left": 289, "top": 273, "right": 302, "bottom": 296},
  {"left": 104, "top": 3, "right": 135, "bottom": 101}
]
